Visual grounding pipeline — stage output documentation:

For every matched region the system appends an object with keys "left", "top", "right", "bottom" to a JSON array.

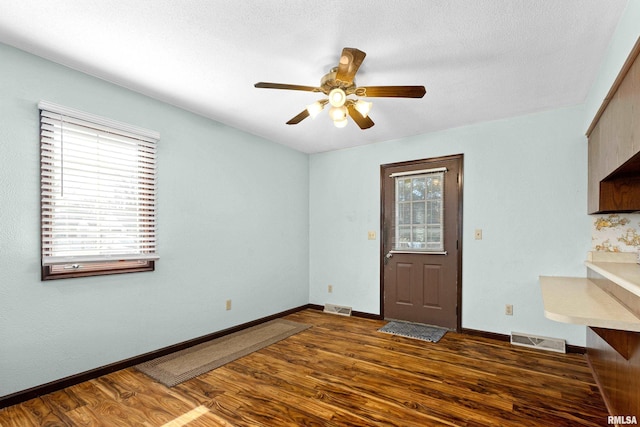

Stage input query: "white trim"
[
  {"left": 390, "top": 250, "right": 448, "bottom": 255},
  {"left": 389, "top": 167, "right": 447, "bottom": 178},
  {"left": 38, "top": 100, "right": 160, "bottom": 140}
]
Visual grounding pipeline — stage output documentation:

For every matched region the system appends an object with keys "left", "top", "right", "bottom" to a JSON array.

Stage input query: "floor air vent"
[
  {"left": 511, "top": 332, "right": 566, "bottom": 353},
  {"left": 324, "top": 304, "right": 352, "bottom": 316}
]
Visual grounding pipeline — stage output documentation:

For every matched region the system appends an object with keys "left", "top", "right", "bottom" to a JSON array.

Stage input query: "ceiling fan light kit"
[
  {"left": 329, "top": 106, "right": 346, "bottom": 121},
  {"left": 354, "top": 100, "right": 372, "bottom": 118},
  {"left": 254, "top": 47, "right": 426, "bottom": 130},
  {"left": 306, "top": 101, "right": 324, "bottom": 118},
  {"left": 328, "top": 88, "right": 347, "bottom": 107},
  {"left": 333, "top": 117, "right": 349, "bottom": 128}
]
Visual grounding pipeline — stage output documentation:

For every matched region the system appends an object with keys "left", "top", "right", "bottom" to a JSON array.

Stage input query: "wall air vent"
[
  {"left": 511, "top": 332, "right": 566, "bottom": 353},
  {"left": 323, "top": 303, "right": 352, "bottom": 316}
]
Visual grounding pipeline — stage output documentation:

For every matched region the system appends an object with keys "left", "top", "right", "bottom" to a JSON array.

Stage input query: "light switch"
[
  {"left": 368, "top": 231, "right": 376, "bottom": 240},
  {"left": 474, "top": 229, "right": 482, "bottom": 240}
]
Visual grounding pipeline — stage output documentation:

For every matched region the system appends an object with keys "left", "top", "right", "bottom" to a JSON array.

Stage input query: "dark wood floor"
[{"left": 0, "top": 309, "right": 608, "bottom": 426}]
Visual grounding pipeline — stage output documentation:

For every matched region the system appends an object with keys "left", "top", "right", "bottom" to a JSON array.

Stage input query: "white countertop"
[
  {"left": 540, "top": 276, "right": 640, "bottom": 332},
  {"left": 585, "top": 261, "right": 640, "bottom": 298}
]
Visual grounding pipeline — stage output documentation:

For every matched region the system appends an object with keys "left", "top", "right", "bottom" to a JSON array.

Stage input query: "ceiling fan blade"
[
  {"left": 255, "top": 82, "right": 323, "bottom": 92},
  {"left": 356, "top": 85, "right": 426, "bottom": 98},
  {"left": 286, "top": 109, "right": 310, "bottom": 125},
  {"left": 335, "top": 48, "right": 366, "bottom": 85},
  {"left": 347, "top": 104, "right": 375, "bottom": 129}
]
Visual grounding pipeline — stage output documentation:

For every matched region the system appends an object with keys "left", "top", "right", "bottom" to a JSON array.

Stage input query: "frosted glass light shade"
[
  {"left": 354, "top": 100, "right": 372, "bottom": 117},
  {"left": 329, "top": 106, "right": 347, "bottom": 121},
  {"left": 333, "top": 117, "right": 348, "bottom": 128},
  {"left": 329, "top": 88, "right": 346, "bottom": 107},
  {"left": 306, "top": 101, "right": 324, "bottom": 118}
]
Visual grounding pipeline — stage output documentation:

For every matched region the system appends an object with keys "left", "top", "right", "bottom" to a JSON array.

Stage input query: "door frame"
[{"left": 379, "top": 154, "right": 464, "bottom": 331}]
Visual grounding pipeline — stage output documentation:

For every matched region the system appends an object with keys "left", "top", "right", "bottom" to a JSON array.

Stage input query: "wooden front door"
[{"left": 381, "top": 155, "right": 462, "bottom": 330}]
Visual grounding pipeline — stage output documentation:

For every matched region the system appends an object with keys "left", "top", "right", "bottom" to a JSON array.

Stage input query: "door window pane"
[
  {"left": 393, "top": 172, "right": 444, "bottom": 251},
  {"left": 412, "top": 178, "right": 426, "bottom": 200},
  {"left": 398, "top": 203, "right": 411, "bottom": 225},
  {"left": 412, "top": 202, "right": 425, "bottom": 225},
  {"left": 397, "top": 226, "right": 412, "bottom": 249},
  {"left": 426, "top": 200, "right": 441, "bottom": 224},
  {"left": 398, "top": 178, "right": 411, "bottom": 202},
  {"left": 412, "top": 226, "right": 426, "bottom": 247}
]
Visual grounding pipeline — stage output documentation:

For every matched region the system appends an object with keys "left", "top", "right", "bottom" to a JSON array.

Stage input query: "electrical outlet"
[
  {"left": 505, "top": 304, "right": 513, "bottom": 316},
  {"left": 226, "top": 299, "right": 232, "bottom": 311},
  {"left": 328, "top": 285, "right": 333, "bottom": 293}
]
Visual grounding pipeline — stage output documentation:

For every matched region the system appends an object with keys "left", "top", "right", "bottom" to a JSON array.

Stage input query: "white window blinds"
[{"left": 39, "top": 101, "right": 159, "bottom": 266}]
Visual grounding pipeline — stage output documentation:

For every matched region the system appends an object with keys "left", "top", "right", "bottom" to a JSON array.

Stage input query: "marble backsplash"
[{"left": 592, "top": 213, "right": 640, "bottom": 252}]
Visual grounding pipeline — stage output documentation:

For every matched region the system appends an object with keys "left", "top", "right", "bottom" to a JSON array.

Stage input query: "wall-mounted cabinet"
[
  {"left": 583, "top": 36, "right": 640, "bottom": 417},
  {"left": 587, "top": 38, "right": 640, "bottom": 213}
]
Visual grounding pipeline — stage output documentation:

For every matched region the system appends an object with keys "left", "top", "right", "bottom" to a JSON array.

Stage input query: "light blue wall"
[
  {"left": 2, "top": 1, "right": 639, "bottom": 398},
  {"left": 0, "top": 43, "right": 309, "bottom": 397},
  {"left": 310, "top": 105, "right": 591, "bottom": 345}
]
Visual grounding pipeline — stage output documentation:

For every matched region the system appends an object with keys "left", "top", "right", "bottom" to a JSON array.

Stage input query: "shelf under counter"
[
  {"left": 539, "top": 276, "right": 640, "bottom": 332},
  {"left": 585, "top": 261, "right": 640, "bottom": 298}
]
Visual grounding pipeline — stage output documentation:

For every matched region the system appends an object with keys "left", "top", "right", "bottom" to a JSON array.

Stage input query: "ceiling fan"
[{"left": 254, "top": 47, "right": 426, "bottom": 129}]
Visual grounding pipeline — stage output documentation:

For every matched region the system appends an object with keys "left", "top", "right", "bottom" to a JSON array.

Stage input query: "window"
[
  {"left": 392, "top": 168, "right": 445, "bottom": 252},
  {"left": 39, "top": 101, "right": 159, "bottom": 280}
]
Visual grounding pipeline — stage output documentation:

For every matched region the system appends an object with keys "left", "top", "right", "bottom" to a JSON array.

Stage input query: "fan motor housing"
[{"left": 321, "top": 68, "right": 355, "bottom": 93}]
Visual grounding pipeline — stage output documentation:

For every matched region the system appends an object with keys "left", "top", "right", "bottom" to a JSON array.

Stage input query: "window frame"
[
  {"left": 390, "top": 168, "right": 446, "bottom": 254},
  {"left": 39, "top": 101, "right": 159, "bottom": 280}
]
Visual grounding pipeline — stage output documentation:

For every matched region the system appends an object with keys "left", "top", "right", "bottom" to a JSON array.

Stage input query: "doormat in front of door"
[{"left": 378, "top": 321, "right": 448, "bottom": 343}]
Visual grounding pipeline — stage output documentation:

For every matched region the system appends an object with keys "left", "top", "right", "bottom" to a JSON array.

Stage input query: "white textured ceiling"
[{"left": 0, "top": 1, "right": 628, "bottom": 153}]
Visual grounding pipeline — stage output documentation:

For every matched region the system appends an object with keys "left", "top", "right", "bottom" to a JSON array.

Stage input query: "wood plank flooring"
[{"left": 0, "top": 309, "right": 608, "bottom": 426}]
